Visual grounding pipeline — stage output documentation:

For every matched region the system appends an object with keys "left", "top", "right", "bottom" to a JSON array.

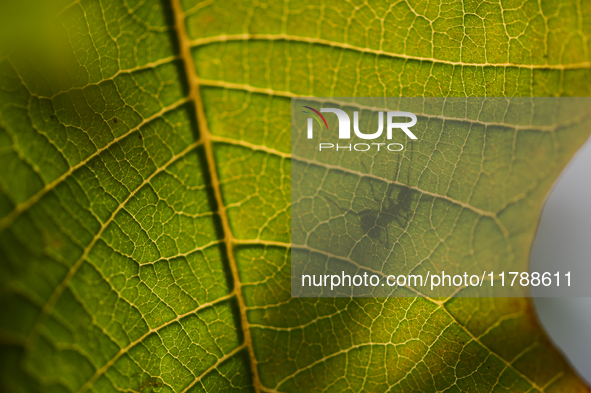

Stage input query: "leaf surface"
[{"left": 0, "top": 0, "right": 590, "bottom": 392}]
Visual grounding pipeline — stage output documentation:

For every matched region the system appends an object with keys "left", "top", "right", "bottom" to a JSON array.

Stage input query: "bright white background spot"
[{"left": 532, "top": 137, "right": 591, "bottom": 384}]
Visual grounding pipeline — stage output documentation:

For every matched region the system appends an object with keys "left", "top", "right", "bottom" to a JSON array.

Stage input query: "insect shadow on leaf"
[{"left": 320, "top": 157, "right": 416, "bottom": 249}]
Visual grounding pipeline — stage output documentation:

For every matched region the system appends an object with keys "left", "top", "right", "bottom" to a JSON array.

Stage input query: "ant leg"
[
  {"left": 319, "top": 190, "right": 349, "bottom": 216},
  {"left": 384, "top": 183, "right": 396, "bottom": 211}
]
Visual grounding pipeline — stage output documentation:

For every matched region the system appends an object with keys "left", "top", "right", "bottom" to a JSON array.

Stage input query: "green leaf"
[{"left": 0, "top": 0, "right": 590, "bottom": 392}]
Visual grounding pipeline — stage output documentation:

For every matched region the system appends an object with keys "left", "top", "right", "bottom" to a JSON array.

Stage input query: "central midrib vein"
[{"left": 169, "top": 1, "right": 263, "bottom": 392}]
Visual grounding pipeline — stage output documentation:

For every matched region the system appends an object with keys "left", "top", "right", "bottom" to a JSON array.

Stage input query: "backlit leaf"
[{"left": 0, "top": 0, "right": 590, "bottom": 392}]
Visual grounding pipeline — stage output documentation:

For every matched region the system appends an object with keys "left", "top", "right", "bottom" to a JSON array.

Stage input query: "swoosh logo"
[{"left": 303, "top": 106, "right": 328, "bottom": 129}]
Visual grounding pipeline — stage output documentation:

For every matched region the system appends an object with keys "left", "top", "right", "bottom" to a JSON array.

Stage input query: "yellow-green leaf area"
[{"left": 1, "top": 0, "right": 590, "bottom": 392}]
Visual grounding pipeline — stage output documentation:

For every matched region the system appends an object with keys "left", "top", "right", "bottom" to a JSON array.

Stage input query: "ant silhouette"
[{"left": 321, "top": 153, "right": 416, "bottom": 249}]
